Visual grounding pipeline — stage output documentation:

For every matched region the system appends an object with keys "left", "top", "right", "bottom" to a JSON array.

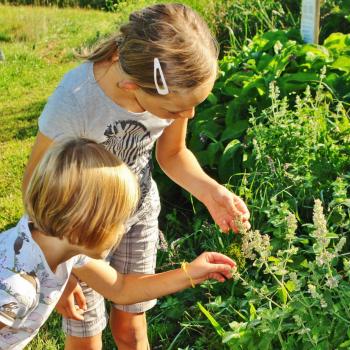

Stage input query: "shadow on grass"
[{"left": 1, "top": 99, "right": 46, "bottom": 142}]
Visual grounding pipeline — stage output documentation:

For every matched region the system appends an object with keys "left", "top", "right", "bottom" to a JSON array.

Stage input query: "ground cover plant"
[
  {"left": 0, "top": 2, "right": 349, "bottom": 349},
  {"left": 151, "top": 81, "right": 350, "bottom": 348}
]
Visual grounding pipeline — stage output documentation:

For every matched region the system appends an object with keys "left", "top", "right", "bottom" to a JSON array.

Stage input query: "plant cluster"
[
  {"left": 199, "top": 199, "right": 350, "bottom": 350},
  {"left": 152, "top": 75, "right": 349, "bottom": 349}
]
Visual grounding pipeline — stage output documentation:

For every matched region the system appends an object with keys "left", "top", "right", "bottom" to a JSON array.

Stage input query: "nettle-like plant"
[
  {"left": 242, "top": 76, "right": 350, "bottom": 234},
  {"left": 200, "top": 199, "right": 350, "bottom": 349}
]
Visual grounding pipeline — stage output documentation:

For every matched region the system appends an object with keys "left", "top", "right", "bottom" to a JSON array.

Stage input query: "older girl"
[{"left": 23, "top": 4, "right": 250, "bottom": 349}]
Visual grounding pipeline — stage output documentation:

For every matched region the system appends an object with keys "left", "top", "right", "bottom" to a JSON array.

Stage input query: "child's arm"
[
  {"left": 156, "top": 118, "right": 250, "bottom": 233},
  {"left": 22, "top": 132, "right": 53, "bottom": 194},
  {"left": 73, "top": 252, "right": 235, "bottom": 305}
]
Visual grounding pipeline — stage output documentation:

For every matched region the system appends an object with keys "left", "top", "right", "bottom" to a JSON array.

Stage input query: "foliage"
[
  {"left": 198, "top": 200, "right": 350, "bottom": 350},
  {"left": 187, "top": 30, "right": 350, "bottom": 184},
  {"left": 151, "top": 79, "right": 350, "bottom": 348},
  {"left": 245, "top": 80, "right": 350, "bottom": 230}
]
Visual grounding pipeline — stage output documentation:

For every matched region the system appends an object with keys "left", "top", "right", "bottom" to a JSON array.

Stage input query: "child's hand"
[
  {"left": 55, "top": 274, "right": 87, "bottom": 321},
  {"left": 202, "top": 184, "right": 250, "bottom": 233},
  {"left": 187, "top": 252, "right": 236, "bottom": 284}
]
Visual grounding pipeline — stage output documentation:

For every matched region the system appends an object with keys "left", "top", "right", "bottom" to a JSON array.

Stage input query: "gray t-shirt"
[{"left": 39, "top": 62, "right": 172, "bottom": 222}]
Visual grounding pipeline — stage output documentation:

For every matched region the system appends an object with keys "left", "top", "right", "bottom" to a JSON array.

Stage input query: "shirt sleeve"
[
  {"left": 0, "top": 274, "right": 38, "bottom": 327},
  {"left": 73, "top": 255, "right": 91, "bottom": 268},
  {"left": 38, "top": 86, "right": 85, "bottom": 141}
]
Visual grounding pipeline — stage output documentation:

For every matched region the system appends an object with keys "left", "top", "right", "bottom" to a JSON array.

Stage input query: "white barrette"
[{"left": 154, "top": 57, "right": 169, "bottom": 95}]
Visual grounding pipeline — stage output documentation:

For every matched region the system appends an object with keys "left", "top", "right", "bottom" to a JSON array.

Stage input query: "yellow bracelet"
[{"left": 181, "top": 261, "right": 195, "bottom": 288}]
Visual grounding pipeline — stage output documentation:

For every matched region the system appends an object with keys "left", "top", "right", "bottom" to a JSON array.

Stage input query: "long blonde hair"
[
  {"left": 84, "top": 3, "right": 219, "bottom": 94},
  {"left": 25, "top": 138, "right": 139, "bottom": 249}
]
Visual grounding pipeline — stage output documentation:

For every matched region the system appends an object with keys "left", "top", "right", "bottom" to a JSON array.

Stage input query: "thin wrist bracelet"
[{"left": 181, "top": 261, "right": 195, "bottom": 288}]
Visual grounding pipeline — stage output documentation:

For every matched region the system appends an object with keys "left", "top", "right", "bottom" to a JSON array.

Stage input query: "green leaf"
[
  {"left": 278, "top": 72, "right": 319, "bottom": 94},
  {"left": 278, "top": 285, "right": 288, "bottom": 305},
  {"left": 222, "top": 84, "right": 242, "bottom": 96},
  {"left": 300, "top": 259, "right": 309, "bottom": 268},
  {"left": 225, "top": 71, "right": 254, "bottom": 86},
  {"left": 256, "top": 53, "right": 274, "bottom": 71},
  {"left": 332, "top": 56, "right": 350, "bottom": 73},
  {"left": 218, "top": 139, "right": 242, "bottom": 182},
  {"left": 240, "top": 77, "right": 266, "bottom": 98},
  {"left": 340, "top": 339, "right": 350, "bottom": 348},
  {"left": 268, "top": 256, "right": 280, "bottom": 264},
  {"left": 222, "top": 331, "right": 246, "bottom": 343},
  {"left": 221, "top": 120, "right": 249, "bottom": 142},
  {"left": 197, "top": 142, "right": 223, "bottom": 167},
  {"left": 251, "top": 30, "right": 289, "bottom": 52},
  {"left": 207, "top": 92, "right": 218, "bottom": 105},
  {"left": 249, "top": 302, "right": 256, "bottom": 321},
  {"left": 225, "top": 99, "right": 242, "bottom": 126},
  {"left": 301, "top": 44, "right": 330, "bottom": 61},
  {"left": 194, "top": 104, "right": 226, "bottom": 122},
  {"left": 285, "top": 280, "right": 296, "bottom": 292},
  {"left": 197, "top": 302, "right": 225, "bottom": 336},
  {"left": 324, "top": 33, "right": 350, "bottom": 53},
  {"left": 326, "top": 232, "right": 339, "bottom": 239}
]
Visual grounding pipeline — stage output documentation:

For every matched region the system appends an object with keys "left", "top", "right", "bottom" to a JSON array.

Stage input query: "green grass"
[{"left": 0, "top": 4, "right": 128, "bottom": 349}]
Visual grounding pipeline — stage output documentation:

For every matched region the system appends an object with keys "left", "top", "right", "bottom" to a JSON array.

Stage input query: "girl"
[
  {"left": 1, "top": 137, "right": 235, "bottom": 350},
  {"left": 23, "top": 3, "right": 250, "bottom": 349}
]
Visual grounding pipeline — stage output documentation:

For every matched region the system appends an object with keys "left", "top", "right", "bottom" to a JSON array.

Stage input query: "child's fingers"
[
  {"left": 223, "top": 196, "right": 242, "bottom": 218},
  {"left": 63, "top": 305, "right": 84, "bottom": 321},
  {"left": 207, "top": 252, "right": 236, "bottom": 267},
  {"left": 74, "top": 288, "right": 87, "bottom": 311},
  {"left": 208, "top": 272, "right": 226, "bottom": 282},
  {"left": 233, "top": 195, "right": 250, "bottom": 216},
  {"left": 219, "top": 219, "right": 230, "bottom": 233},
  {"left": 229, "top": 219, "right": 251, "bottom": 232},
  {"left": 209, "top": 263, "right": 234, "bottom": 279},
  {"left": 228, "top": 220, "right": 239, "bottom": 234}
]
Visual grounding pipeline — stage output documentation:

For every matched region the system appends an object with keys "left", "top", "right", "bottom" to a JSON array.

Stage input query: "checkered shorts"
[{"left": 63, "top": 198, "right": 161, "bottom": 337}]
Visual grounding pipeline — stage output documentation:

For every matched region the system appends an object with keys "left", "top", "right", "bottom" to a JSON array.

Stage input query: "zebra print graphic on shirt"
[{"left": 102, "top": 120, "right": 154, "bottom": 204}]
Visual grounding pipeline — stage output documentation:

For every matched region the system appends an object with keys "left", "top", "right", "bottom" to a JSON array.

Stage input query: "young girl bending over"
[
  {"left": 1, "top": 138, "right": 235, "bottom": 350},
  {"left": 23, "top": 3, "right": 250, "bottom": 349}
]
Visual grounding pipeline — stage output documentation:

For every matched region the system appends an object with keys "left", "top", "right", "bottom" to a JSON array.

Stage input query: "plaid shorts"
[{"left": 63, "top": 197, "right": 161, "bottom": 337}]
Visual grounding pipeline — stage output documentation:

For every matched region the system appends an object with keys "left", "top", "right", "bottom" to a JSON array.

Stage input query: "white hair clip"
[{"left": 154, "top": 57, "right": 169, "bottom": 95}]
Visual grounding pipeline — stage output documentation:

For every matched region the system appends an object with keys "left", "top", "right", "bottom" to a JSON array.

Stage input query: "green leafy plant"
[{"left": 200, "top": 199, "right": 350, "bottom": 350}]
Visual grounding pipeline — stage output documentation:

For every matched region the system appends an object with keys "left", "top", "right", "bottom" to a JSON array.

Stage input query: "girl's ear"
[
  {"left": 118, "top": 81, "right": 139, "bottom": 91},
  {"left": 111, "top": 53, "right": 119, "bottom": 63}
]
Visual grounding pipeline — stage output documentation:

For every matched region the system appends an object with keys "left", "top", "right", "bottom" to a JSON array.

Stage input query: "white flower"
[
  {"left": 312, "top": 199, "right": 329, "bottom": 248},
  {"left": 316, "top": 251, "right": 335, "bottom": 267},
  {"left": 308, "top": 284, "right": 318, "bottom": 299},
  {"left": 325, "top": 274, "right": 339, "bottom": 289},
  {"left": 335, "top": 237, "right": 346, "bottom": 254},
  {"left": 320, "top": 299, "right": 328, "bottom": 308},
  {"left": 286, "top": 212, "right": 297, "bottom": 241},
  {"left": 343, "top": 258, "right": 350, "bottom": 272}
]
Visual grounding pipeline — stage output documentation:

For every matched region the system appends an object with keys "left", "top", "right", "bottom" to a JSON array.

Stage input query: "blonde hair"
[
  {"left": 25, "top": 138, "right": 139, "bottom": 249},
  {"left": 84, "top": 3, "right": 219, "bottom": 94}
]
